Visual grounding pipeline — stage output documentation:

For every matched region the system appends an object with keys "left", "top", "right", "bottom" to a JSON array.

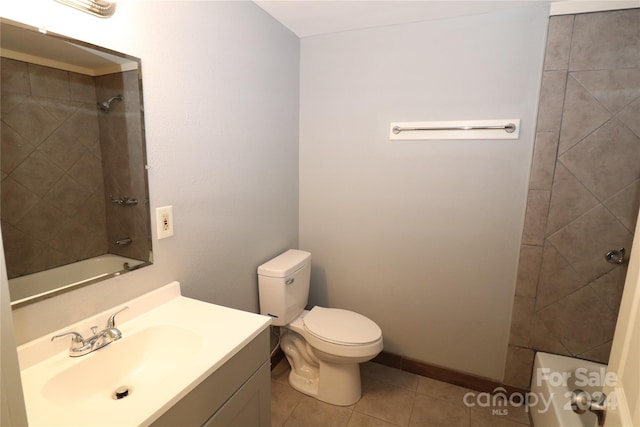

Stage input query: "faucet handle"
[
  {"left": 106, "top": 306, "right": 129, "bottom": 328},
  {"left": 51, "top": 331, "right": 85, "bottom": 345}
]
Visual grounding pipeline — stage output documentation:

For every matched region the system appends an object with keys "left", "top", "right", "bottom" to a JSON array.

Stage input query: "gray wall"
[
  {"left": 4, "top": 1, "right": 300, "bottom": 344},
  {"left": 299, "top": 5, "right": 549, "bottom": 380},
  {"left": 505, "top": 8, "right": 640, "bottom": 389}
]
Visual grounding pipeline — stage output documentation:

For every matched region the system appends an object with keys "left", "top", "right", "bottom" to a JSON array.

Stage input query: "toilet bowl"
[
  {"left": 281, "top": 307, "right": 383, "bottom": 405},
  {"left": 257, "top": 249, "right": 383, "bottom": 406}
]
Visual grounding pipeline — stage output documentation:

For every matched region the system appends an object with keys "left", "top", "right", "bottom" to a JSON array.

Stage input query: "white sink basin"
[
  {"left": 17, "top": 281, "right": 270, "bottom": 426},
  {"left": 42, "top": 325, "right": 202, "bottom": 405}
]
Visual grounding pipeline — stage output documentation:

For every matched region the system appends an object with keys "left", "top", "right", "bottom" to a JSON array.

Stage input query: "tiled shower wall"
[
  {"left": 1, "top": 59, "right": 108, "bottom": 278},
  {"left": 504, "top": 9, "right": 640, "bottom": 388},
  {"left": 1, "top": 59, "right": 149, "bottom": 278},
  {"left": 96, "top": 70, "right": 150, "bottom": 262}
]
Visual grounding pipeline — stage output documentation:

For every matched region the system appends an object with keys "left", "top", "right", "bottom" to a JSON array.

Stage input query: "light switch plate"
[{"left": 156, "top": 205, "right": 174, "bottom": 239}]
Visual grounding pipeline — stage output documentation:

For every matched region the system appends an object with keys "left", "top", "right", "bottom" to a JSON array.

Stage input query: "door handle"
[{"left": 571, "top": 389, "right": 606, "bottom": 426}]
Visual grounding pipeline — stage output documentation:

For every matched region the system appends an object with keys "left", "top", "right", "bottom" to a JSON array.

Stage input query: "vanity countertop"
[{"left": 17, "top": 281, "right": 271, "bottom": 426}]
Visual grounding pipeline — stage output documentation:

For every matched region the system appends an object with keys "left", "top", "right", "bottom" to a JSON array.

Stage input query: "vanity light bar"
[{"left": 55, "top": 0, "right": 116, "bottom": 18}]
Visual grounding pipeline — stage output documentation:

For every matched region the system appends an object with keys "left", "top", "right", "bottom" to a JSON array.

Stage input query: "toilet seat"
[
  {"left": 303, "top": 306, "right": 382, "bottom": 346},
  {"left": 284, "top": 307, "right": 383, "bottom": 363},
  {"left": 286, "top": 307, "right": 383, "bottom": 359}
]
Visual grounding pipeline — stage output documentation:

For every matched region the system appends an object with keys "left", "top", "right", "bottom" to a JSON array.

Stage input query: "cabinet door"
[
  {"left": 204, "top": 361, "right": 270, "bottom": 427},
  {"left": 151, "top": 330, "right": 269, "bottom": 427}
]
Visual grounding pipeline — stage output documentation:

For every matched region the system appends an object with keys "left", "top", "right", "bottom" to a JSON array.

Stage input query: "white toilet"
[{"left": 258, "top": 249, "right": 383, "bottom": 406}]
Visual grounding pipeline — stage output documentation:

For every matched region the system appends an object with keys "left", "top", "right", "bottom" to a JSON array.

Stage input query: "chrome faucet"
[{"left": 51, "top": 307, "right": 129, "bottom": 357}]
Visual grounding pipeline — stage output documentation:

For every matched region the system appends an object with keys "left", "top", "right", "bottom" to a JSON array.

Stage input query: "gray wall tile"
[
  {"left": 535, "top": 242, "right": 586, "bottom": 310},
  {"left": 572, "top": 69, "right": 640, "bottom": 114},
  {"left": 545, "top": 163, "right": 598, "bottom": 236},
  {"left": 570, "top": 9, "right": 640, "bottom": 71},
  {"left": 560, "top": 119, "right": 640, "bottom": 201},
  {"left": 577, "top": 340, "right": 612, "bottom": 364},
  {"left": 0, "top": 58, "right": 30, "bottom": 95},
  {"left": 604, "top": 179, "right": 640, "bottom": 232},
  {"left": 538, "top": 286, "right": 618, "bottom": 355},
  {"left": 529, "top": 315, "right": 571, "bottom": 356},
  {"left": 1, "top": 60, "right": 110, "bottom": 278},
  {"left": 0, "top": 177, "right": 39, "bottom": 226},
  {"left": 536, "top": 71, "right": 567, "bottom": 132},
  {"left": 589, "top": 266, "right": 628, "bottom": 312},
  {"left": 507, "top": 9, "right": 639, "bottom": 386},
  {"left": 544, "top": 15, "right": 574, "bottom": 71},
  {"left": 522, "top": 190, "right": 551, "bottom": 246},
  {"left": 547, "top": 205, "right": 632, "bottom": 283},
  {"left": 515, "top": 245, "right": 543, "bottom": 298},
  {"left": 509, "top": 296, "right": 535, "bottom": 347},
  {"left": 2, "top": 97, "right": 59, "bottom": 145},
  {"left": 28, "top": 63, "right": 70, "bottom": 100},
  {"left": 503, "top": 346, "right": 534, "bottom": 389},
  {"left": 0, "top": 123, "right": 34, "bottom": 174},
  {"left": 529, "top": 131, "right": 559, "bottom": 190},
  {"left": 617, "top": 97, "right": 640, "bottom": 138},
  {"left": 558, "top": 76, "right": 611, "bottom": 154},
  {"left": 10, "top": 151, "right": 63, "bottom": 198}
]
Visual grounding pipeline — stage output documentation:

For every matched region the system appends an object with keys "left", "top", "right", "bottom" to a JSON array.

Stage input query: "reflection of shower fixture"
[
  {"left": 110, "top": 195, "right": 138, "bottom": 206},
  {"left": 115, "top": 238, "right": 133, "bottom": 246},
  {"left": 605, "top": 248, "right": 626, "bottom": 264},
  {"left": 97, "top": 95, "right": 123, "bottom": 113}
]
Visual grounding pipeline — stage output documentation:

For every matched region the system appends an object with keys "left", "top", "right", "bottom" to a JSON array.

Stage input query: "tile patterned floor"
[{"left": 271, "top": 359, "right": 532, "bottom": 427}]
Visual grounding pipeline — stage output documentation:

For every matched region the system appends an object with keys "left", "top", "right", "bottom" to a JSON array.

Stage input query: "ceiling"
[
  {"left": 254, "top": 0, "right": 549, "bottom": 38},
  {"left": 254, "top": 0, "right": 640, "bottom": 38}
]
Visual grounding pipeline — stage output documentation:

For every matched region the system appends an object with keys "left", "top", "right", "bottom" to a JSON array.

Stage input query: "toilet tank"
[{"left": 257, "top": 249, "right": 311, "bottom": 326}]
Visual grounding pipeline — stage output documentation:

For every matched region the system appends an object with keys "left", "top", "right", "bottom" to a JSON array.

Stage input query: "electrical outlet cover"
[{"left": 156, "top": 205, "right": 174, "bottom": 239}]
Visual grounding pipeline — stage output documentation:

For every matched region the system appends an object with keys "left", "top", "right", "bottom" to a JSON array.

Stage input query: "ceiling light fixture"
[{"left": 55, "top": 0, "right": 116, "bottom": 18}]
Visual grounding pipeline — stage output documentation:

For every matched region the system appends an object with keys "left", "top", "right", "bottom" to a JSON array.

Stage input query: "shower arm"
[{"left": 110, "top": 195, "right": 138, "bottom": 206}]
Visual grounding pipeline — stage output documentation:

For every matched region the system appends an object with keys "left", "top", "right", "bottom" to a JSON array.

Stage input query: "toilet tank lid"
[{"left": 257, "top": 249, "right": 311, "bottom": 278}]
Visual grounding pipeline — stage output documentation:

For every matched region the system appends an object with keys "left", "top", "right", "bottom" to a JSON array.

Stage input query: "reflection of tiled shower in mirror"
[
  {"left": 96, "top": 70, "right": 150, "bottom": 262},
  {"left": 0, "top": 59, "right": 149, "bottom": 278}
]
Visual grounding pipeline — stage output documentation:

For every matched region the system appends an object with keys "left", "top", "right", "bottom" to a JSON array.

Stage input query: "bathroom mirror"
[{"left": 0, "top": 19, "right": 152, "bottom": 307}]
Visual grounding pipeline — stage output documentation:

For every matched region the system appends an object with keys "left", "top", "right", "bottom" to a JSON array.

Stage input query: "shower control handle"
[
  {"left": 571, "top": 389, "right": 606, "bottom": 426},
  {"left": 110, "top": 195, "right": 138, "bottom": 206},
  {"left": 605, "top": 248, "right": 626, "bottom": 264}
]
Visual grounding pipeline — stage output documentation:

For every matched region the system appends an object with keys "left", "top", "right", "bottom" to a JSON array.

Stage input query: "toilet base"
[{"left": 281, "top": 331, "right": 363, "bottom": 406}]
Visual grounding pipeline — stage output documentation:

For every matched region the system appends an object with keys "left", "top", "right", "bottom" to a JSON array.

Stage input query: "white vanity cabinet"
[
  {"left": 151, "top": 328, "right": 271, "bottom": 427},
  {"left": 18, "top": 282, "right": 272, "bottom": 427}
]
